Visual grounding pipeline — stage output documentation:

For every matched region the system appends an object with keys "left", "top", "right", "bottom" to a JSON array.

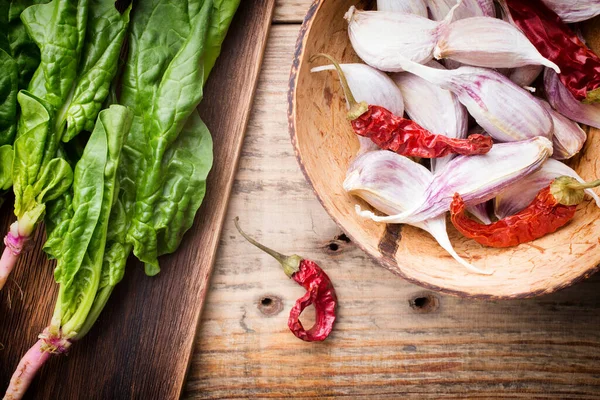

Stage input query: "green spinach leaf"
[
  {"left": 0, "top": 48, "right": 18, "bottom": 146},
  {"left": 2, "top": 0, "right": 48, "bottom": 89},
  {"left": 120, "top": 0, "right": 215, "bottom": 275},
  {"left": 153, "top": 111, "right": 212, "bottom": 257},
  {"left": 22, "top": 0, "right": 88, "bottom": 109},
  {"left": 204, "top": 0, "right": 240, "bottom": 82},
  {"left": 61, "top": 0, "right": 131, "bottom": 142},
  {"left": 12, "top": 91, "right": 72, "bottom": 234},
  {"left": 0, "top": 145, "right": 13, "bottom": 191},
  {"left": 49, "top": 105, "right": 131, "bottom": 339},
  {"left": 43, "top": 190, "right": 73, "bottom": 259}
]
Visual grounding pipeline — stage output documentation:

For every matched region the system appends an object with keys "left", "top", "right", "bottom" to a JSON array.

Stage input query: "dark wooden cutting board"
[{"left": 0, "top": 1, "right": 275, "bottom": 398}]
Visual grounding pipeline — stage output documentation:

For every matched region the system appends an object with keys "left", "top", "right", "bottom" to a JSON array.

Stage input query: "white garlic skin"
[
  {"left": 434, "top": 17, "right": 560, "bottom": 72},
  {"left": 427, "top": 0, "right": 495, "bottom": 21},
  {"left": 540, "top": 0, "right": 600, "bottom": 23},
  {"left": 377, "top": 0, "right": 428, "bottom": 16},
  {"left": 544, "top": 68, "right": 600, "bottom": 130},
  {"left": 538, "top": 100, "right": 586, "bottom": 160},
  {"left": 345, "top": 6, "right": 441, "bottom": 72}
]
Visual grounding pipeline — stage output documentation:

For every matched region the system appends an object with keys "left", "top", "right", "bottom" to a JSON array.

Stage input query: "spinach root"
[{"left": 3, "top": 339, "right": 52, "bottom": 400}]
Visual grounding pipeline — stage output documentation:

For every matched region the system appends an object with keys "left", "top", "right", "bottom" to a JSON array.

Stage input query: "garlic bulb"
[
  {"left": 391, "top": 60, "right": 468, "bottom": 172},
  {"left": 357, "top": 137, "right": 553, "bottom": 224},
  {"left": 395, "top": 57, "right": 554, "bottom": 142},
  {"left": 377, "top": 0, "right": 428, "bottom": 16},
  {"left": 345, "top": 4, "right": 459, "bottom": 72},
  {"left": 540, "top": 0, "right": 600, "bottom": 23},
  {"left": 344, "top": 150, "right": 491, "bottom": 274},
  {"left": 538, "top": 100, "right": 586, "bottom": 160},
  {"left": 544, "top": 68, "right": 600, "bottom": 129},
  {"left": 311, "top": 63, "right": 405, "bottom": 155},
  {"left": 435, "top": 17, "right": 561, "bottom": 72},
  {"left": 427, "top": 0, "right": 495, "bottom": 21},
  {"left": 495, "top": 159, "right": 600, "bottom": 219}
]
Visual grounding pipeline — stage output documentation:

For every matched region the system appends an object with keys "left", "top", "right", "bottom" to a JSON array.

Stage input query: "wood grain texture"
[
  {"left": 184, "top": 24, "right": 600, "bottom": 399},
  {"left": 274, "top": 0, "right": 313, "bottom": 22},
  {"left": 288, "top": 0, "right": 600, "bottom": 299},
  {"left": 0, "top": 1, "right": 275, "bottom": 398}
]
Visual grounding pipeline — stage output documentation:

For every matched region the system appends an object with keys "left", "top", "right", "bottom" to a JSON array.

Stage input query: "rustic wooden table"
[{"left": 184, "top": 1, "right": 600, "bottom": 398}]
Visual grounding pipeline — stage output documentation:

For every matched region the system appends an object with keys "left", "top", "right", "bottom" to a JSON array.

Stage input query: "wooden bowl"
[{"left": 288, "top": 0, "right": 600, "bottom": 299}]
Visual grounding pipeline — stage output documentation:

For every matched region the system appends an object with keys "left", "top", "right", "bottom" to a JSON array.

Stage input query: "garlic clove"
[
  {"left": 391, "top": 60, "right": 468, "bottom": 172},
  {"left": 434, "top": 17, "right": 561, "bottom": 72},
  {"left": 344, "top": 150, "right": 491, "bottom": 274},
  {"left": 467, "top": 202, "right": 492, "bottom": 225},
  {"left": 422, "top": 216, "right": 493, "bottom": 274},
  {"left": 427, "top": 0, "right": 495, "bottom": 21},
  {"left": 356, "top": 137, "right": 380, "bottom": 155},
  {"left": 540, "top": 0, "right": 600, "bottom": 23},
  {"left": 344, "top": 150, "right": 432, "bottom": 212},
  {"left": 538, "top": 99, "right": 586, "bottom": 160},
  {"left": 495, "top": 159, "right": 600, "bottom": 219},
  {"left": 508, "top": 64, "right": 543, "bottom": 88},
  {"left": 311, "top": 63, "right": 405, "bottom": 155},
  {"left": 394, "top": 57, "right": 554, "bottom": 142},
  {"left": 377, "top": 0, "right": 428, "bottom": 16},
  {"left": 357, "top": 137, "right": 553, "bottom": 224},
  {"left": 311, "top": 63, "right": 404, "bottom": 116},
  {"left": 544, "top": 68, "right": 600, "bottom": 129},
  {"left": 345, "top": 4, "right": 458, "bottom": 72}
]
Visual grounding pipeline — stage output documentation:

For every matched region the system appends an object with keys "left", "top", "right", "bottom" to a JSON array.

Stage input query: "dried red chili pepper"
[
  {"left": 311, "top": 54, "right": 493, "bottom": 158},
  {"left": 351, "top": 105, "right": 492, "bottom": 158},
  {"left": 449, "top": 176, "right": 600, "bottom": 248},
  {"left": 503, "top": 0, "right": 600, "bottom": 104},
  {"left": 234, "top": 217, "right": 337, "bottom": 342}
]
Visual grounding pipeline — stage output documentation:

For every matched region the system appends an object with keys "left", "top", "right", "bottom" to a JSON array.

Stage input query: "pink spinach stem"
[
  {"left": 4, "top": 330, "right": 70, "bottom": 400},
  {"left": 0, "top": 224, "right": 29, "bottom": 290}
]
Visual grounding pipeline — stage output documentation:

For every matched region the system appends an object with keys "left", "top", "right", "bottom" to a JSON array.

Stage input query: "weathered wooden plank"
[
  {"left": 183, "top": 24, "right": 600, "bottom": 399},
  {"left": 274, "top": 0, "right": 313, "bottom": 22},
  {"left": 0, "top": 1, "right": 275, "bottom": 398}
]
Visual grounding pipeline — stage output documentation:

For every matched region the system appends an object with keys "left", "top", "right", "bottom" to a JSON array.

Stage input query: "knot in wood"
[
  {"left": 409, "top": 292, "right": 440, "bottom": 314},
  {"left": 323, "top": 233, "right": 352, "bottom": 254},
  {"left": 258, "top": 295, "right": 283, "bottom": 316}
]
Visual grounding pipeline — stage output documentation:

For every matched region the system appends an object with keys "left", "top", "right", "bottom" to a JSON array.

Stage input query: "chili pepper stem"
[
  {"left": 309, "top": 53, "right": 369, "bottom": 120},
  {"left": 566, "top": 179, "right": 600, "bottom": 190},
  {"left": 551, "top": 176, "right": 600, "bottom": 206},
  {"left": 233, "top": 217, "right": 301, "bottom": 278},
  {"left": 584, "top": 87, "right": 600, "bottom": 104}
]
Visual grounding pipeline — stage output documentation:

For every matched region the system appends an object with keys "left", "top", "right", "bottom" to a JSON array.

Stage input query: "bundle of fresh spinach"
[
  {"left": 4, "top": 0, "right": 240, "bottom": 397},
  {"left": 4, "top": 104, "right": 133, "bottom": 399},
  {"left": 0, "top": 0, "right": 130, "bottom": 289}
]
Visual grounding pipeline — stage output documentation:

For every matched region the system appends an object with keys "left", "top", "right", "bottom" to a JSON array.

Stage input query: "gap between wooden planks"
[{"left": 183, "top": 19, "right": 600, "bottom": 400}]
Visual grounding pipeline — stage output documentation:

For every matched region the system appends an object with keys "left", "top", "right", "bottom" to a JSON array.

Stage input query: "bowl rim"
[{"left": 287, "top": 0, "right": 600, "bottom": 300}]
